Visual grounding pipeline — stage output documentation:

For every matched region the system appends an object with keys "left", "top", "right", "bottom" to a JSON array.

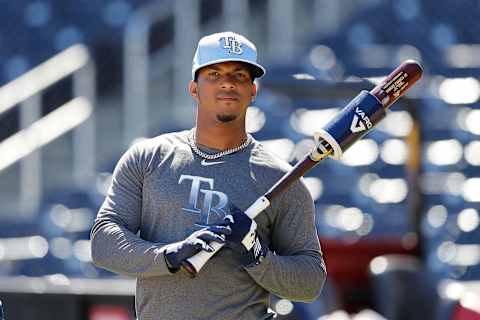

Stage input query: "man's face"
[{"left": 189, "top": 61, "right": 257, "bottom": 124}]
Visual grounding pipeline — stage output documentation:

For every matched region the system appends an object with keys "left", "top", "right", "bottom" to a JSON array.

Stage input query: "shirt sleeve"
[
  {"left": 243, "top": 179, "right": 327, "bottom": 302},
  {"left": 90, "top": 143, "right": 172, "bottom": 278}
]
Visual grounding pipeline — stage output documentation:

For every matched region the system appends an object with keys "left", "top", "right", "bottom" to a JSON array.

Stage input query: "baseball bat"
[{"left": 181, "top": 60, "right": 423, "bottom": 277}]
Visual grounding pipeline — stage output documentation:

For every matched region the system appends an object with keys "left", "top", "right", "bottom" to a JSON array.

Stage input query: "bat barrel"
[
  {"left": 313, "top": 60, "right": 423, "bottom": 160},
  {"left": 370, "top": 60, "right": 423, "bottom": 109}
]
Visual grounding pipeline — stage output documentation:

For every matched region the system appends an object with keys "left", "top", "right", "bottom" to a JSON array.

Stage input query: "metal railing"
[
  {"left": 0, "top": 44, "right": 96, "bottom": 215},
  {"left": 123, "top": 0, "right": 199, "bottom": 147},
  {"left": 123, "top": 0, "right": 286, "bottom": 147},
  {"left": 121, "top": 0, "right": 345, "bottom": 147}
]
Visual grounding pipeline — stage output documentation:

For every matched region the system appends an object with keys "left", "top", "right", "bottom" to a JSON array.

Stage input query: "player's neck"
[{"left": 194, "top": 124, "right": 247, "bottom": 151}]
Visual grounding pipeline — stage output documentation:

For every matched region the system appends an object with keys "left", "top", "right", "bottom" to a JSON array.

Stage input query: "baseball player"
[{"left": 90, "top": 31, "right": 326, "bottom": 320}]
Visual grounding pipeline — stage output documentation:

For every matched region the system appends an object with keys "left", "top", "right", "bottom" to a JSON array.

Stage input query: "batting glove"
[
  {"left": 164, "top": 226, "right": 229, "bottom": 273},
  {"left": 224, "top": 205, "right": 268, "bottom": 267}
]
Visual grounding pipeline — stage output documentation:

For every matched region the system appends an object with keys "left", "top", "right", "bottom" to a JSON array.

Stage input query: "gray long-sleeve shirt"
[{"left": 90, "top": 130, "right": 326, "bottom": 320}]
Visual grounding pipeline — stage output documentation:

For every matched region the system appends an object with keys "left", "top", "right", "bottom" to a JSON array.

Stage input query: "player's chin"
[{"left": 216, "top": 113, "right": 238, "bottom": 123}]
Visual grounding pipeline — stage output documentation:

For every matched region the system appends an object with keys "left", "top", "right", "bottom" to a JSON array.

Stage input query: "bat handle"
[
  {"left": 181, "top": 241, "right": 225, "bottom": 277},
  {"left": 182, "top": 197, "right": 271, "bottom": 277}
]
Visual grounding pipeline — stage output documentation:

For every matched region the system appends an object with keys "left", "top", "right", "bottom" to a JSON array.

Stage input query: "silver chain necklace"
[{"left": 187, "top": 129, "right": 253, "bottom": 160}]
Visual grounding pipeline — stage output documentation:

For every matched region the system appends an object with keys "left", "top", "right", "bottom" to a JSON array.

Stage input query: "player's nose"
[{"left": 219, "top": 74, "right": 237, "bottom": 89}]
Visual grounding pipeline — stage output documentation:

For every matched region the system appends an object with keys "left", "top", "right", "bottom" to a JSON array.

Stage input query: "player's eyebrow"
[
  {"left": 206, "top": 65, "right": 249, "bottom": 73},
  {"left": 233, "top": 67, "right": 249, "bottom": 73},
  {"left": 205, "top": 65, "right": 220, "bottom": 71}
]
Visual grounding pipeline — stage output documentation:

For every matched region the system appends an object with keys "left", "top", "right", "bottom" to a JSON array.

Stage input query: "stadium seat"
[
  {"left": 369, "top": 254, "right": 438, "bottom": 320},
  {"left": 275, "top": 280, "right": 340, "bottom": 319},
  {"left": 38, "top": 188, "right": 103, "bottom": 240}
]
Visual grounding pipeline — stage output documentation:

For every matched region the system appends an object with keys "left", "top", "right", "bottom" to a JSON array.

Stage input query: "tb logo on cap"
[{"left": 220, "top": 36, "right": 243, "bottom": 55}]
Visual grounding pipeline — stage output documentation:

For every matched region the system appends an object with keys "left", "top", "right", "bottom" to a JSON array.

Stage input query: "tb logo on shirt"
[{"left": 179, "top": 175, "right": 228, "bottom": 227}]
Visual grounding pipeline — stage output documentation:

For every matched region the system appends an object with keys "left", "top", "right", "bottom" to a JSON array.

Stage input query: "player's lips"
[
  {"left": 217, "top": 94, "right": 239, "bottom": 101},
  {"left": 217, "top": 97, "right": 238, "bottom": 101}
]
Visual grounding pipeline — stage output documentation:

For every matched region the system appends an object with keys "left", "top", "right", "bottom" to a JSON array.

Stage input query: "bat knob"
[{"left": 181, "top": 261, "right": 197, "bottom": 278}]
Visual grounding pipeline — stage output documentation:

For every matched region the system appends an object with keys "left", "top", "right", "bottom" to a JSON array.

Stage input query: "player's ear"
[
  {"left": 251, "top": 82, "right": 257, "bottom": 102},
  {"left": 189, "top": 80, "right": 199, "bottom": 103}
]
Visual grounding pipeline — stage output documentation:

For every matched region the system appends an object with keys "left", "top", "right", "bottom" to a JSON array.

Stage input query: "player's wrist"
[
  {"left": 241, "top": 235, "right": 268, "bottom": 267},
  {"left": 164, "top": 252, "right": 181, "bottom": 273}
]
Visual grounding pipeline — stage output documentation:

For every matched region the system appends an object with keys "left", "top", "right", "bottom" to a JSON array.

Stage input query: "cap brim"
[{"left": 192, "top": 58, "right": 266, "bottom": 80}]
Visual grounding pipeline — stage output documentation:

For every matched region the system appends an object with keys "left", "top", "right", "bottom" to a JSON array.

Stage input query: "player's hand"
[
  {"left": 223, "top": 205, "right": 268, "bottom": 266},
  {"left": 164, "top": 226, "right": 229, "bottom": 273}
]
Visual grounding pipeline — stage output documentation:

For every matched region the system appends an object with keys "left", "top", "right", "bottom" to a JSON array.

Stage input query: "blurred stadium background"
[{"left": 0, "top": 0, "right": 479, "bottom": 319}]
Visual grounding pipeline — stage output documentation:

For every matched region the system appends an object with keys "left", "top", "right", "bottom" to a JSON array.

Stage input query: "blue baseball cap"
[{"left": 192, "top": 31, "right": 266, "bottom": 80}]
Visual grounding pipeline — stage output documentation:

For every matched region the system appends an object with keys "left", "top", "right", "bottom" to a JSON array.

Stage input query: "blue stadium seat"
[
  {"left": 311, "top": 0, "right": 480, "bottom": 76},
  {"left": 17, "top": 254, "right": 115, "bottom": 278},
  {"left": 421, "top": 201, "right": 480, "bottom": 281},
  {"left": 369, "top": 254, "right": 438, "bottom": 320},
  {"left": 38, "top": 188, "right": 103, "bottom": 240}
]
